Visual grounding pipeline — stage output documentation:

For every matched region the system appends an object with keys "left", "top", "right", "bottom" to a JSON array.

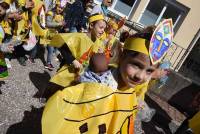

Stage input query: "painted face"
[
  {"left": 92, "top": 20, "right": 106, "bottom": 38},
  {"left": 0, "top": 5, "right": 6, "bottom": 16},
  {"left": 119, "top": 52, "right": 157, "bottom": 88},
  {"left": 149, "top": 19, "right": 173, "bottom": 65}
]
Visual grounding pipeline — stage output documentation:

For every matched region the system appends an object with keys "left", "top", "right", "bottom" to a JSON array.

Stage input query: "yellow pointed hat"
[{"left": 123, "top": 37, "right": 149, "bottom": 56}]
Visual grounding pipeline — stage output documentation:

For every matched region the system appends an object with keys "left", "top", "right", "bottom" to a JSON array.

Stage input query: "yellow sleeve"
[
  {"left": 189, "top": 112, "right": 200, "bottom": 134},
  {"left": 18, "top": 0, "right": 26, "bottom": 7},
  {"left": 135, "top": 82, "right": 149, "bottom": 101},
  {"left": 46, "top": 11, "right": 53, "bottom": 17}
]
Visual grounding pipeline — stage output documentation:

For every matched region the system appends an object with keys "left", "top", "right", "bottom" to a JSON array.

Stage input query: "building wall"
[{"left": 127, "top": 0, "right": 200, "bottom": 70}]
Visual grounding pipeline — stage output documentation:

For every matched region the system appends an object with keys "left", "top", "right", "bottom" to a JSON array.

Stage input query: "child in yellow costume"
[
  {"left": 44, "top": 13, "right": 106, "bottom": 90},
  {"left": 44, "top": 1, "right": 65, "bottom": 70},
  {"left": 0, "top": 1, "right": 14, "bottom": 79},
  {"left": 41, "top": 19, "right": 175, "bottom": 133}
]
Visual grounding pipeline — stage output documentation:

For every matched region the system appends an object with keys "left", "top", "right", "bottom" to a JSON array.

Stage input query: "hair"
[
  {"left": 120, "top": 31, "right": 129, "bottom": 43},
  {"left": 89, "top": 53, "right": 108, "bottom": 73},
  {"left": 0, "top": 2, "right": 9, "bottom": 10}
]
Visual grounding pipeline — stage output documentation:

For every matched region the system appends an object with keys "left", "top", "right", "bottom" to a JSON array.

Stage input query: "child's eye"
[{"left": 146, "top": 69, "right": 154, "bottom": 75}]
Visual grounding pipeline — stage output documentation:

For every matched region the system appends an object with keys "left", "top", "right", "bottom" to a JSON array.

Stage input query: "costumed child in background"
[
  {"left": 0, "top": 1, "right": 14, "bottom": 79},
  {"left": 41, "top": 13, "right": 107, "bottom": 99},
  {"left": 79, "top": 53, "right": 118, "bottom": 89},
  {"left": 100, "top": 18, "right": 125, "bottom": 66},
  {"left": 44, "top": 0, "right": 65, "bottom": 70},
  {"left": 41, "top": 19, "right": 174, "bottom": 134}
]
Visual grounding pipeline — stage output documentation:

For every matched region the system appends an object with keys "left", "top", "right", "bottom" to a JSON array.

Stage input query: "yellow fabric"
[
  {"left": 108, "top": 19, "right": 118, "bottom": 30},
  {"left": 4, "top": 0, "right": 11, "bottom": 4},
  {"left": 50, "top": 33, "right": 104, "bottom": 59},
  {"left": 189, "top": 111, "right": 200, "bottom": 134},
  {"left": 49, "top": 33, "right": 104, "bottom": 87},
  {"left": 0, "top": 20, "right": 12, "bottom": 35},
  {"left": 14, "top": 12, "right": 29, "bottom": 35},
  {"left": 46, "top": 11, "right": 53, "bottom": 16},
  {"left": 31, "top": 0, "right": 48, "bottom": 37},
  {"left": 89, "top": 14, "right": 104, "bottom": 23},
  {"left": 54, "top": 14, "right": 63, "bottom": 23},
  {"left": 42, "top": 82, "right": 138, "bottom": 134},
  {"left": 124, "top": 38, "right": 149, "bottom": 56},
  {"left": 18, "top": 0, "right": 26, "bottom": 6},
  {"left": 135, "top": 82, "right": 149, "bottom": 101}
]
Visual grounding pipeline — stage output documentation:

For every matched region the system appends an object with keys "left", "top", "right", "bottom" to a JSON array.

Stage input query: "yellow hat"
[
  {"left": 107, "top": 19, "right": 118, "bottom": 30},
  {"left": 88, "top": 14, "right": 104, "bottom": 23},
  {"left": 123, "top": 37, "right": 149, "bottom": 56},
  {"left": 3, "top": 0, "right": 11, "bottom": 4}
]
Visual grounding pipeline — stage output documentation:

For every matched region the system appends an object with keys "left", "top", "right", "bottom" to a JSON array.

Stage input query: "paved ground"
[{"left": 0, "top": 50, "right": 185, "bottom": 134}]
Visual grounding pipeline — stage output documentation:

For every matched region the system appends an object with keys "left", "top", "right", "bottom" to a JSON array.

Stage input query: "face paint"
[{"left": 149, "top": 19, "right": 173, "bottom": 65}]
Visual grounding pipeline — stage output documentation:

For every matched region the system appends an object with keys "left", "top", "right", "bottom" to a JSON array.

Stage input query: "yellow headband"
[
  {"left": 89, "top": 14, "right": 104, "bottom": 23},
  {"left": 123, "top": 38, "right": 149, "bottom": 55},
  {"left": 108, "top": 20, "right": 118, "bottom": 30}
]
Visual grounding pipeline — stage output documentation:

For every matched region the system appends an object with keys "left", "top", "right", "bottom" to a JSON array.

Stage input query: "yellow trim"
[
  {"left": 89, "top": 14, "right": 104, "bottom": 23},
  {"left": 124, "top": 38, "right": 149, "bottom": 55}
]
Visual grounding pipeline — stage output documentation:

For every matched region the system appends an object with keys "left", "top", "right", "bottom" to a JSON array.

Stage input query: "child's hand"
[
  {"left": 25, "top": 0, "right": 35, "bottom": 9},
  {"left": 14, "top": 13, "right": 23, "bottom": 21},
  {"left": 72, "top": 59, "right": 82, "bottom": 69},
  {"left": 98, "top": 48, "right": 104, "bottom": 53}
]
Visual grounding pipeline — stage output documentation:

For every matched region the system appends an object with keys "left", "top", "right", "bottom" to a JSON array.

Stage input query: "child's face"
[
  {"left": 91, "top": 20, "right": 106, "bottom": 38},
  {"left": 56, "top": 6, "right": 63, "bottom": 14},
  {"left": 107, "top": 26, "right": 117, "bottom": 36},
  {"left": 0, "top": 5, "right": 6, "bottom": 17},
  {"left": 119, "top": 52, "right": 157, "bottom": 88},
  {"left": 103, "top": 0, "right": 112, "bottom": 7}
]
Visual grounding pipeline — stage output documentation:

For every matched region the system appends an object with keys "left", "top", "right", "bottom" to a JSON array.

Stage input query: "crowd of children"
[{"left": 1, "top": 0, "right": 198, "bottom": 133}]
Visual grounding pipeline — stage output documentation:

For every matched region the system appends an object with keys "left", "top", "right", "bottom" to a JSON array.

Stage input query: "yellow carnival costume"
[
  {"left": 42, "top": 30, "right": 154, "bottom": 134},
  {"left": 189, "top": 111, "right": 200, "bottom": 134},
  {"left": 49, "top": 33, "right": 104, "bottom": 87},
  {"left": 49, "top": 14, "right": 105, "bottom": 87},
  {"left": 16, "top": 0, "right": 47, "bottom": 37},
  {"left": 0, "top": 26, "right": 8, "bottom": 80},
  {"left": 42, "top": 83, "right": 138, "bottom": 134}
]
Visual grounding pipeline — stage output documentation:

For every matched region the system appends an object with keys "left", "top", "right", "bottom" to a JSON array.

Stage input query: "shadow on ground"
[
  {"left": 142, "top": 95, "right": 172, "bottom": 134},
  {"left": 0, "top": 81, "right": 5, "bottom": 94},
  {"left": 6, "top": 106, "right": 43, "bottom": 134},
  {"left": 168, "top": 83, "right": 200, "bottom": 117},
  {"left": 29, "top": 71, "right": 51, "bottom": 98}
]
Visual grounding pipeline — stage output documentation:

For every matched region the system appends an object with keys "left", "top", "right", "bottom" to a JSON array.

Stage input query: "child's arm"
[{"left": 59, "top": 44, "right": 82, "bottom": 69}]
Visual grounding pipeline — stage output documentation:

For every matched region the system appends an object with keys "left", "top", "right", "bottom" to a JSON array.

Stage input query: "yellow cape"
[
  {"left": 189, "top": 111, "right": 200, "bottom": 134},
  {"left": 49, "top": 33, "right": 104, "bottom": 87},
  {"left": 42, "top": 82, "right": 138, "bottom": 134},
  {"left": 31, "top": 0, "right": 48, "bottom": 37}
]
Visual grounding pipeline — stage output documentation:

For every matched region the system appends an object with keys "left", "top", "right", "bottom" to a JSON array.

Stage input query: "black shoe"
[{"left": 18, "top": 57, "right": 26, "bottom": 66}]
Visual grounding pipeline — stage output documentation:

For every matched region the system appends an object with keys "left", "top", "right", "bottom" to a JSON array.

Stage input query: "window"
[
  {"left": 113, "top": 0, "right": 137, "bottom": 16},
  {"left": 138, "top": 0, "right": 189, "bottom": 33}
]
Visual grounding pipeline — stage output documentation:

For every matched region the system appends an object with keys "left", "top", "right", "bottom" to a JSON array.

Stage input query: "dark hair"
[
  {"left": 0, "top": 2, "right": 9, "bottom": 10},
  {"left": 122, "top": 50, "right": 139, "bottom": 59},
  {"left": 120, "top": 31, "right": 129, "bottom": 43},
  {"left": 130, "top": 25, "right": 156, "bottom": 41},
  {"left": 89, "top": 53, "right": 108, "bottom": 73}
]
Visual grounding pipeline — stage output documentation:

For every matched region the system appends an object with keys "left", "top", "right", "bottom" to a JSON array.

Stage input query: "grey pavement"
[{"left": 0, "top": 55, "right": 59, "bottom": 134}]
